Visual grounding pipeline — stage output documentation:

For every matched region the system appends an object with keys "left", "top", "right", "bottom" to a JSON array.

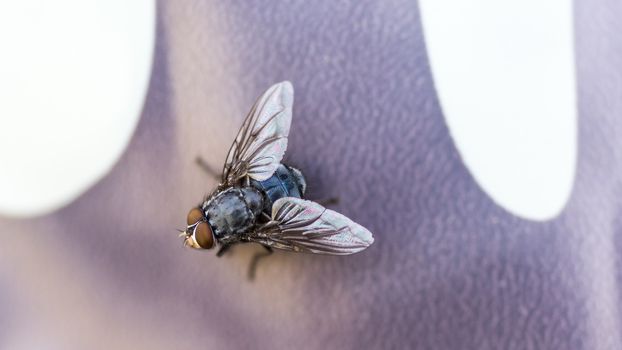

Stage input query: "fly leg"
[
  {"left": 216, "top": 244, "right": 233, "bottom": 257},
  {"left": 195, "top": 156, "right": 220, "bottom": 181},
  {"left": 316, "top": 197, "right": 340, "bottom": 207},
  {"left": 248, "top": 245, "right": 273, "bottom": 281}
]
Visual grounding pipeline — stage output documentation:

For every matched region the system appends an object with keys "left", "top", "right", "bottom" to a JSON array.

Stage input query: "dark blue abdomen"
[{"left": 251, "top": 164, "right": 305, "bottom": 213}]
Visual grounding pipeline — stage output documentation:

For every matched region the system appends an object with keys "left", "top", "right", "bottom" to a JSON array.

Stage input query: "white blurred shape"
[
  {"left": 419, "top": 0, "right": 577, "bottom": 220},
  {"left": 0, "top": 0, "right": 155, "bottom": 217}
]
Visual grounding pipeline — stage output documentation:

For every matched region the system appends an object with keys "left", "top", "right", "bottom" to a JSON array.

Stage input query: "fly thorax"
[{"left": 204, "top": 187, "right": 263, "bottom": 238}]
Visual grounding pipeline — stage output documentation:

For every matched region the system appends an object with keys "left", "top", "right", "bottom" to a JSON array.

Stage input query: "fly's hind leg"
[
  {"left": 248, "top": 245, "right": 273, "bottom": 281},
  {"left": 317, "top": 197, "right": 340, "bottom": 207},
  {"left": 195, "top": 156, "right": 220, "bottom": 181}
]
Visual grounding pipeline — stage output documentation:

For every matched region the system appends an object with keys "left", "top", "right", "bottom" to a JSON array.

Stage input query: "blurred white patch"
[
  {"left": 419, "top": 0, "right": 577, "bottom": 221},
  {"left": 0, "top": 0, "right": 155, "bottom": 217}
]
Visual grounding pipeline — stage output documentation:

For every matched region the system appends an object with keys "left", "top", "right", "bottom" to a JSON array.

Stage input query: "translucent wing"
[
  {"left": 221, "top": 81, "right": 293, "bottom": 186},
  {"left": 251, "top": 197, "right": 374, "bottom": 255}
]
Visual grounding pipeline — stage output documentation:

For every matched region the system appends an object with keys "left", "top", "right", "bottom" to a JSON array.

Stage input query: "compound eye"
[
  {"left": 194, "top": 222, "right": 214, "bottom": 249},
  {"left": 187, "top": 208, "right": 204, "bottom": 226}
]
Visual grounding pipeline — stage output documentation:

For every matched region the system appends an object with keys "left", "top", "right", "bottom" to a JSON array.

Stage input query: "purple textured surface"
[{"left": 1, "top": 0, "right": 622, "bottom": 349}]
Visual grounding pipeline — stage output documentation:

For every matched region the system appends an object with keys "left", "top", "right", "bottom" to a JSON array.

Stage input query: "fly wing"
[
  {"left": 221, "top": 81, "right": 293, "bottom": 186},
  {"left": 252, "top": 197, "right": 374, "bottom": 255}
]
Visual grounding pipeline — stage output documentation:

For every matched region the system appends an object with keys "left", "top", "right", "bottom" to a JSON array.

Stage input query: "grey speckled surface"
[{"left": 1, "top": 0, "right": 622, "bottom": 349}]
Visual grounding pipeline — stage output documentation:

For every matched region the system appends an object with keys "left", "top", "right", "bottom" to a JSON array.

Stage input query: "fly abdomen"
[
  {"left": 251, "top": 164, "right": 306, "bottom": 213},
  {"left": 204, "top": 187, "right": 263, "bottom": 238}
]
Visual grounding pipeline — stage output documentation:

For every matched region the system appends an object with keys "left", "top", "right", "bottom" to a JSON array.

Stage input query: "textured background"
[{"left": 2, "top": 0, "right": 622, "bottom": 349}]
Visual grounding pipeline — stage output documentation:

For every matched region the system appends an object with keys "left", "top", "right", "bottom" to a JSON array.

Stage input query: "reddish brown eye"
[
  {"left": 187, "top": 208, "right": 204, "bottom": 226},
  {"left": 195, "top": 222, "right": 214, "bottom": 249}
]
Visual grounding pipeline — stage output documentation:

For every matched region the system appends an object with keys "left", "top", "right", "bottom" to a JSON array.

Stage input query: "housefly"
[{"left": 181, "top": 82, "right": 374, "bottom": 276}]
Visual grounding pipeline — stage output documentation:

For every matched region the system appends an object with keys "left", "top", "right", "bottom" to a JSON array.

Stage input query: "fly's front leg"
[
  {"left": 248, "top": 245, "right": 273, "bottom": 281},
  {"left": 195, "top": 156, "right": 220, "bottom": 181},
  {"left": 216, "top": 244, "right": 233, "bottom": 257}
]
